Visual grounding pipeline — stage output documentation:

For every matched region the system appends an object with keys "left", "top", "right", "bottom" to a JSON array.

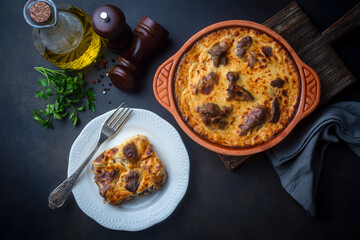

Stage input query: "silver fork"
[{"left": 48, "top": 103, "right": 133, "bottom": 209}]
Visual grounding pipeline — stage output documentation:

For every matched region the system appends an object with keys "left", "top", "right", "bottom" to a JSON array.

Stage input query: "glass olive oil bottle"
[{"left": 24, "top": 0, "right": 101, "bottom": 70}]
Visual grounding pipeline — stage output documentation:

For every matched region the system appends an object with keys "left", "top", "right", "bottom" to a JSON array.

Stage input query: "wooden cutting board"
[{"left": 219, "top": 1, "right": 360, "bottom": 170}]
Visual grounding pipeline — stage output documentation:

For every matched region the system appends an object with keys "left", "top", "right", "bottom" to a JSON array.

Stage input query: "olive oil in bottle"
[{"left": 24, "top": 0, "right": 101, "bottom": 70}]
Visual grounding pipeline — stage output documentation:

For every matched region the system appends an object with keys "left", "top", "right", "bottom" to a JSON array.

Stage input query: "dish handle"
[
  {"left": 300, "top": 62, "right": 321, "bottom": 117},
  {"left": 153, "top": 57, "right": 175, "bottom": 112}
]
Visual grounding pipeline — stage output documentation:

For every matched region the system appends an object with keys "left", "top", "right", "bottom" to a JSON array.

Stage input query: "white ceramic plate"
[{"left": 68, "top": 108, "right": 190, "bottom": 231}]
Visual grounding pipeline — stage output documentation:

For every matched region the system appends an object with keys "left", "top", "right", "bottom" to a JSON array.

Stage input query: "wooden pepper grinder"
[
  {"left": 109, "top": 16, "right": 169, "bottom": 91},
  {"left": 91, "top": 4, "right": 132, "bottom": 53}
]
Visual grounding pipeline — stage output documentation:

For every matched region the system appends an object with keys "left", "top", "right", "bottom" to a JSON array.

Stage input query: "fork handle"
[{"left": 48, "top": 143, "right": 101, "bottom": 209}]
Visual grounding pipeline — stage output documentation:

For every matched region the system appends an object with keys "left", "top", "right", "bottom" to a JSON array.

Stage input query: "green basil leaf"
[
  {"left": 42, "top": 121, "right": 52, "bottom": 129},
  {"left": 72, "top": 116, "right": 78, "bottom": 126},
  {"left": 54, "top": 100, "right": 60, "bottom": 110},
  {"left": 46, "top": 87, "right": 53, "bottom": 96},
  {"left": 38, "top": 78, "right": 47, "bottom": 87},
  {"left": 32, "top": 110, "right": 45, "bottom": 123},
  {"left": 39, "top": 91, "right": 48, "bottom": 100},
  {"left": 86, "top": 89, "right": 96, "bottom": 97},
  {"left": 35, "top": 91, "right": 42, "bottom": 98},
  {"left": 88, "top": 102, "right": 96, "bottom": 112},
  {"left": 69, "top": 111, "right": 74, "bottom": 120},
  {"left": 53, "top": 112, "right": 62, "bottom": 120},
  {"left": 77, "top": 106, "right": 85, "bottom": 111}
]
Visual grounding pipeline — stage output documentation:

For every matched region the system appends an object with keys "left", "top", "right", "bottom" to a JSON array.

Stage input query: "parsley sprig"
[{"left": 32, "top": 67, "right": 96, "bottom": 129}]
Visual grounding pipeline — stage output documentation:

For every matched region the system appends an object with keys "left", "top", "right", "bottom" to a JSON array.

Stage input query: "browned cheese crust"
[
  {"left": 92, "top": 135, "right": 167, "bottom": 205},
  {"left": 175, "top": 27, "right": 300, "bottom": 148}
]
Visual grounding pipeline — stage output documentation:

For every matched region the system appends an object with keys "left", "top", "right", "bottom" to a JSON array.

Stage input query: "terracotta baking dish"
[{"left": 153, "top": 20, "right": 320, "bottom": 156}]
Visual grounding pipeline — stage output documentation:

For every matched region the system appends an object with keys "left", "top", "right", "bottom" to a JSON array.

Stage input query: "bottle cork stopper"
[{"left": 30, "top": 1, "right": 51, "bottom": 23}]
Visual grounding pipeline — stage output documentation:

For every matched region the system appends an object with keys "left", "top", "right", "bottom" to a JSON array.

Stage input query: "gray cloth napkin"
[{"left": 266, "top": 101, "right": 360, "bottom": 216}]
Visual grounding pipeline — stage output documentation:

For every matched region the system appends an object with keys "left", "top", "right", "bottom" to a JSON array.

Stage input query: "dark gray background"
[{"left": 1, "top": 0, "right": 359, "bottom": 239}]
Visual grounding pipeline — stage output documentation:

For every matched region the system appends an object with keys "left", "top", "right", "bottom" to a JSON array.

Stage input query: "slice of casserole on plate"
[{"left": 92, "top": 134, "right": 167, "bottom": 205}]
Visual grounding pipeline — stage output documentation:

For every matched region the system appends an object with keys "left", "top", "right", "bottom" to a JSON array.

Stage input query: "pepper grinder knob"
[
  {"left": 100, "top": 12, "right": 109, "bottom": 22},
  {"left": 109, "top": 16, "right": 169, "bottom": 91},
  {"left": 91, "top": 4, "right": 132, "bottom": 53}
]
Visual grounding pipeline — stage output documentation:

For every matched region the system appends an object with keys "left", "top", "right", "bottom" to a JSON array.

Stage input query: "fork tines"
[{"left": 106, "top": 103, "right": 133, "bottom": 131}]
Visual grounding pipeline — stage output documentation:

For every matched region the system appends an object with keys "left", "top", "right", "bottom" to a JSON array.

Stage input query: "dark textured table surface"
[{"left": 1, "top": 0, "right": 360, "bottom": 239}]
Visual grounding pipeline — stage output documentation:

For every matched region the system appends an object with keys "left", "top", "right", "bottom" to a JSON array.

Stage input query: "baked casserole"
[
  {"left": 92, "top": 134, "right": 167, "bottom": 205},
  {"left": 175, "top": 27, "right": 301, "bottom": 148}
]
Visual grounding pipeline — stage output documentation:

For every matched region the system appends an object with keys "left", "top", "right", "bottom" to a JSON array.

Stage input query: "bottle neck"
[{"left": 24, "top": 0, "right": 58, "bottom": 29}]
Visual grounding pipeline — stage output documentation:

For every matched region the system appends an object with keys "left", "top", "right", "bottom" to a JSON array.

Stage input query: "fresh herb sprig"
[{"left": 32, "top": 67, "right": 96, "bottom": 129}]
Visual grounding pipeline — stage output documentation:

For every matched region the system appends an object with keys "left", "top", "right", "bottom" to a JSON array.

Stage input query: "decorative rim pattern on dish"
[{"left": 68, "top": 108, "right": 190, "bottom": 231}]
